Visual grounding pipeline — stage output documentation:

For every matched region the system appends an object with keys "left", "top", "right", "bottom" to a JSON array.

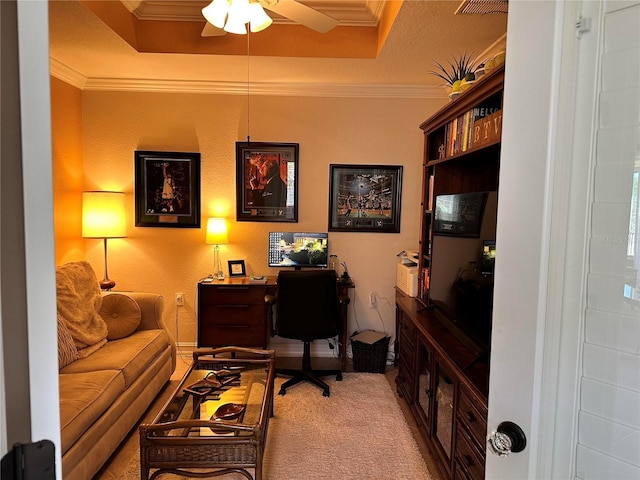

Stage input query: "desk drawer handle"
[
  {"left": 216, "top": 304, "right": 250, "bottom": 308},
  {"left": 463, "top": 454, "right": 475, "bottom": 467},
  {"left": 465, "top": 411, "right": 476, "bottom": 423},
  {"left": 218, "top": 324, "right": 250, "bottom": 329},
  {"left": 218, "top": 286, "right": 250, "bottom": 291}
]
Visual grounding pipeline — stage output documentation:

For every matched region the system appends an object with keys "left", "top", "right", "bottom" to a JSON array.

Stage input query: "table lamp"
[
  {"left": 205, "top": 217, "right": 228, "bottom": 279},
  {"left": 82, "top": 191, "right": 126, "bottom": 290}
]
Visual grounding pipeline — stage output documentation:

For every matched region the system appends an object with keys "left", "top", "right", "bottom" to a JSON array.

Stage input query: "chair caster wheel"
[
  {"left": 279, "top": 389, "right": 286, "bottom": 396},
  {"left": 323, "top": 390, "right": 330, "bottom": 397},
  {"left": 336, "top": 373, "right": 343, "bottom": 381}
]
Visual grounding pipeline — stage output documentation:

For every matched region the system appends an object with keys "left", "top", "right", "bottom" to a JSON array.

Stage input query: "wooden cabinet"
[
  {"left": 395, "top": 306, "right": 417, "bottom": 403},
  {"left": 455, "top": 384, "right": 488, "bottom": 480},
  {"left": 395, "top": 65, "right": 503, "bottom": 480},
  {"left": 197, "top": 278, "right": 276, "bottom": 349}
]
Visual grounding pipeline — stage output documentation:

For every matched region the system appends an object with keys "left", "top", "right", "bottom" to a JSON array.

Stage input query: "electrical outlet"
[
  {"left": 369, "top": 292, "right": 377, "bottom": 308},
  {"left": 175, "top": 293, "right": 184, "bottom": 306}
]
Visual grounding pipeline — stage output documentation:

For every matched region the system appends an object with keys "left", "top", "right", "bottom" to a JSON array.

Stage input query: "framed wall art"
[
  {"left": 328, "top": 164, "right": 403, "bottom": 233},
  {"left": 236, "top": 142, "right": 298, "bottom": 222},
  {"left": 228, "top": 259, "right": 246, "bottom": 277},
  {"left": 135, "top": 150, "right": 201, "bottom": 228}
]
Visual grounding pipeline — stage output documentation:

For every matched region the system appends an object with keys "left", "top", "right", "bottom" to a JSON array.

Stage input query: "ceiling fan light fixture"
[
  {"left": 224, "top": 0, "right": 250, "bottom": 34},
  {"left": 202, "top": 0, "right": 230, "bottom": 29},
  {"left": 249, "top": 2, "right": 272, "bottom": 33}
]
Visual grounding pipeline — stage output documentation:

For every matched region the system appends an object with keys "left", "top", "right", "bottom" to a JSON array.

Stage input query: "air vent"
[{"left": 455, "top": 0, "right": 508, "bottom": 15}]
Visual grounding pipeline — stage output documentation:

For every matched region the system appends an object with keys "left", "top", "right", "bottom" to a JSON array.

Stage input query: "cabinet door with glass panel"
[
  {"left": 416, "top": 337, "right": 434, "bottom": 430},
  {"left": 433, "top": 355, "right": 456, "bottom": 476}
]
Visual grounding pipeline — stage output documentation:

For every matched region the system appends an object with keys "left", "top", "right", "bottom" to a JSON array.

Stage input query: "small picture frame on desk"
[{"left": 228, "top": 260, "right": 246, "bottom": 277}]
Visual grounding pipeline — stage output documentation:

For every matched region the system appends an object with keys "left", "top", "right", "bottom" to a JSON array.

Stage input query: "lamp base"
[{"left": 100, "top": 278, "right": 116, "bottom": 291}]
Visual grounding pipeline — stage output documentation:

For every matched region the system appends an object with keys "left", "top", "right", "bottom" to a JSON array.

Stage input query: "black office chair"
[{"left": 265, "top": 270, "right": 350, "bottom": 397}]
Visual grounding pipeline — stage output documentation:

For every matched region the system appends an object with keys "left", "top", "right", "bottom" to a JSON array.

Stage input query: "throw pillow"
[
  {"left": 100, "top": 293, "right": 142, "bottom": 340},
  {"left": 56, "top": 261, "right": 108, "bottom": 357},
  {"left": 57, "top": 314, "right": 79, "bottom": 369}
]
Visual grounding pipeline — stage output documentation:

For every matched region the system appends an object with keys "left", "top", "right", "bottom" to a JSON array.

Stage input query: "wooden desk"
[
  {"left": 198, "top": 277, "right": 276, "bottom": 349},
  {"left": 197, "top": 276, "right": 354, "bottom": 371}
]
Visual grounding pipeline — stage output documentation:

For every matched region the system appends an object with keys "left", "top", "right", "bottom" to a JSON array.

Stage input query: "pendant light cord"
[{"left": 247, "top": 31, "right": 251, "bottom": 144}]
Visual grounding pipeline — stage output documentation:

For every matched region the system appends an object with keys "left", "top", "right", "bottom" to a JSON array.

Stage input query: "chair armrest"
[{"left": 264, "top": 294, "right": 276, "bottom": 305}]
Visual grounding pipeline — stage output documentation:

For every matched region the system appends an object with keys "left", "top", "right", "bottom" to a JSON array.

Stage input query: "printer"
[{"left": 396, "top": 250, "right": 419, "bottom": 297}]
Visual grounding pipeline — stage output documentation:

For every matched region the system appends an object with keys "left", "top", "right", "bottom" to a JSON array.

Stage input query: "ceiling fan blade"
[
  {"left": 201, "top": 22, "right": 226, "bottom": 37},
  {"left": 262, "top": 0, "right": 339, "bottom": 33}
]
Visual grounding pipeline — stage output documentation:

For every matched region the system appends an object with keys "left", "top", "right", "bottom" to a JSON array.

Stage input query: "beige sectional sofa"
[{"left": 56, "top": 262, "right": 176, "bottom": 480}]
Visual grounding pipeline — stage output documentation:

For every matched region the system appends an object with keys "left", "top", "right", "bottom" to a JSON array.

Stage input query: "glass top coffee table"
[{"left": 140, "top": 347, "right": 276, "bottom": 480}]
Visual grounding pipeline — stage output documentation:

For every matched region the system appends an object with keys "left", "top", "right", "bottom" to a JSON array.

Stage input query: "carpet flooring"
[{"left": 99, "top": 365, "right": 435, "bottom": 480}]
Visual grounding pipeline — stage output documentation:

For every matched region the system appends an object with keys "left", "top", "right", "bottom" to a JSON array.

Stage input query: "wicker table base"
[{"left": 139, "top": 347, "right": 275, "bottom": 480}]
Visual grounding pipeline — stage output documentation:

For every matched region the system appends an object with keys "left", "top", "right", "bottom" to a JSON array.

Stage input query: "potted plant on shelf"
[{"left": 429, "top": 52, "right": 479, "bottom": 100}]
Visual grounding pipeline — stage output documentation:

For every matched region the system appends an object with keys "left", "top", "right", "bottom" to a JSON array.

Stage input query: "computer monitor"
[
  {"left": 481, "top": 240, "right": 496, "bottom": 276},
  {"left": 268, "top": 232, "right": 328, "bottom": 269}
]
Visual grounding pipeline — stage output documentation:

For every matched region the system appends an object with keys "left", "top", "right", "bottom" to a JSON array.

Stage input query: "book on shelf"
[
  {"left": 438, "top": 96, "right": 502, "bottom": 159},
  {"left": 473, "top": 110, "right": 503, "bottom": 148}
]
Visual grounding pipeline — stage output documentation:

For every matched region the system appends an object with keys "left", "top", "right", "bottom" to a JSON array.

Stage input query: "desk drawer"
[
  {"left": 198, "top": 323, "right": 266, "bottom": 348},
  {"left": 199, "top": 285, "right": 269, "bottom": 305},
  {"left": 199, "top": 304, "right": 265, "bottom": 327}
]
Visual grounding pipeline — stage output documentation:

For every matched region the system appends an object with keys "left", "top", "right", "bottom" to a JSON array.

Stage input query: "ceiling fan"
[{"left": 201, "top": 0, "right": 340, "bottom": 36}]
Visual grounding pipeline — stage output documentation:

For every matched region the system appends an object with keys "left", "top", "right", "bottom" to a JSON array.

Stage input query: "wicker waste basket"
[{"left": 351, "top": 330, "right": 390, "bottom": 373}]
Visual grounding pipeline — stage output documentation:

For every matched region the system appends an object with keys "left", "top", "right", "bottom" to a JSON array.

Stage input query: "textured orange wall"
[
  {"left": 52, "top": 83, "right": 445, "bottom": 348},
  {"left": 50, "top": 76, "right": 84, "bottom": 264}
]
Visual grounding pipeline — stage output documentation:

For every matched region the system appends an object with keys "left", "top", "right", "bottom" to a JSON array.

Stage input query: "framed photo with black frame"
[
  {"left": 235, "top": 142, "right": 298, "bottom": 222},
  {"left": 135, "top": 150, "right": 201, "bottom": 228},
  {"left": 328, "top": 164, "right": 403, "bottom": 233},
  {"left": 228, "top": 260, "right": 246, "bottom": 277}
]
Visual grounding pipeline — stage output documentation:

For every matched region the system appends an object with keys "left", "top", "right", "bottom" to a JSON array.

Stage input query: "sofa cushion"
[
  {"left": 56, "top": 261, "right": 108, "bottom": 357},
  {"left": 59, "top": 370, "right": 125, "bottom": 455},
  {"left": 100, "top": 293, "right": 142, "bottom": 340},
  {"left": 59, "top": 329, "right": 171, "bottom": 389},
  {"left": 58, "top": 315, "right": 79, "bottom": 369}
]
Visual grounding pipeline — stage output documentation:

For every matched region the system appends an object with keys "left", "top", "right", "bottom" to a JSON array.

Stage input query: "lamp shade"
[
  {"left": 202, "top": 0, "right": 229, "bottom": 29},
  {"left": 82, "top": 191, "right": 127, "bottom": 239},
  {"left": 249, "top": 2, "right": 272, "bottom": 32},
  {"left": 205, "top": 217, "right": 228, "bottom": 245}
]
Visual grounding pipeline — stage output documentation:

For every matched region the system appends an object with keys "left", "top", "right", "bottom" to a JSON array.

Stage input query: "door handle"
[{"left": 487, "top": 421, "right": 527, "bottom": 457}]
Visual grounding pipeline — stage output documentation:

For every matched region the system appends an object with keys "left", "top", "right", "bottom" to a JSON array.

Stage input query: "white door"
[{"left": 488, "top": 1, "right": 640, "bottom": 479}]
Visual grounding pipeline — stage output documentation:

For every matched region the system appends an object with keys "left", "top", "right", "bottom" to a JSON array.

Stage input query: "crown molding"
[{"left": 50, "top": 58, "right": 442, "bottom": 99}]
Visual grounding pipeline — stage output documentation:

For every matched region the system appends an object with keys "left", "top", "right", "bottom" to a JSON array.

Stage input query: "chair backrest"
[{"left": 274, "top": 270, "right": 341, "bottom": 341}]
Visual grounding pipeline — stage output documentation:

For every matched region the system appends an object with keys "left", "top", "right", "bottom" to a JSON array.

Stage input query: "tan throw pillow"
[
  {"left": 56, "top": 261, "right": 108, "bottom": 354},
  {"left": 100, "top": 293, "right": 142, "bottom": 340},
  {"left": 57, "top": 315, "right": 79, "bottom": 369}
]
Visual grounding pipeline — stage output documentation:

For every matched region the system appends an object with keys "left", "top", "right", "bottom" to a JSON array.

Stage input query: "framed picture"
[
  {"left": 433, "top": 192, "right": 488, "bottom": 236},
  {"left": 228, "top": 260, "right": 246, "bottom": 277},
  {"left": 236, "top": 142, "right": 298, "bottom": 222},
  {"left": 328, "top": 164, "right": 403, "bottom": 233},
  {"left": 135, "top": 151, "right": 201, "bottom": 228}
]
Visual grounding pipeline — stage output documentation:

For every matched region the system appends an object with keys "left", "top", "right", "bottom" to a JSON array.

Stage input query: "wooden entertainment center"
[{"left": 395, "top": 65, "right": 504, "bottom": 480}]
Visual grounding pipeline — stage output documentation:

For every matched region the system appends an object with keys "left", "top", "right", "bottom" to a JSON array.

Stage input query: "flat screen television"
[
  {"left": 268, "top": 232, "right": 328, "bottom": 269},
  {"left": 434, "top": 192, "right": 488, "bottom": 237},
  {"left": 429, "top": 192, "right": 498, "bottom": 352}
]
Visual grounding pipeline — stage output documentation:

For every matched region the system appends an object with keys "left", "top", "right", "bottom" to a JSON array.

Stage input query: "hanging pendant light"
[{"left": 202, "top": 0, "right": 272, "bottom": 35}]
